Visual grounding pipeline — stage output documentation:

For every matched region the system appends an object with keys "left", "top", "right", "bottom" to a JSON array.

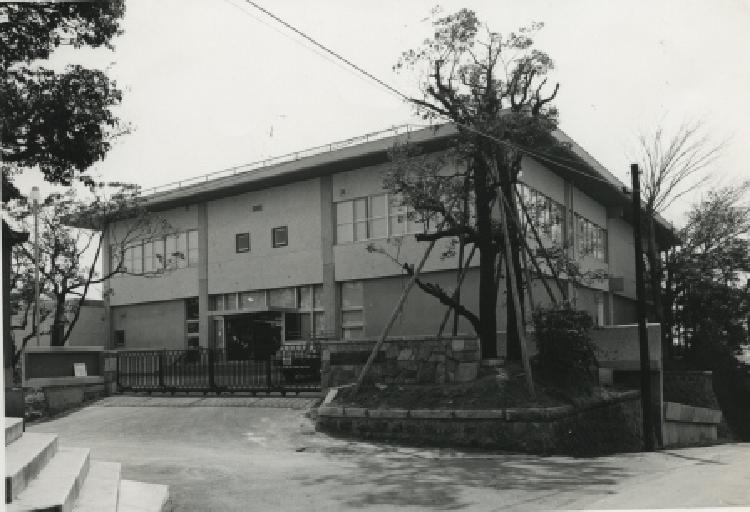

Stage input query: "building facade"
[{"left": 96, "top": 125, "right": 675, "bottom": 354}]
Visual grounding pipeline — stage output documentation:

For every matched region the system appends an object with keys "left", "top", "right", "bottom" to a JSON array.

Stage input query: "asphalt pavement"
[{"left": 26, "top": 395, "right": 750, "bottom": 511}]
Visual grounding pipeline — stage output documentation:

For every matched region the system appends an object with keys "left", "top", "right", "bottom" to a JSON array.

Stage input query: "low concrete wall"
[
  {"left": 317, "top": 390, "right": 643, "bottom": 456},
  {"left": 663, "top": 401, "right": 722, "bottom": 447},
  {"left": 22, "top": 347, "right": 118, "bottom": 419},
  {"left": 320, "top": 336, "right": 480, "bottom": 389}
]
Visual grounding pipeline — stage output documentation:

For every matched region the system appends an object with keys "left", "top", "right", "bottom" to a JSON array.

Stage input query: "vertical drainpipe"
[
  {"left": 102, "top": 225, "right": 112, "bottom": 350},
  {"left": 198, "top": 203, "right": 210, "bottom": 348},
  {"left": 320, "top": 176, "right": 339, "bottom": 339}
]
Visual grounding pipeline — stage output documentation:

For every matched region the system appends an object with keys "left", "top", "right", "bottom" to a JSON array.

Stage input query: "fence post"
[{"left": 158, "top": 350, "right": 165, "bottom": 390}]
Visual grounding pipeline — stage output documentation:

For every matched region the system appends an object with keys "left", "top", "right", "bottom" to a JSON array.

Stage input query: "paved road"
[{"left": 28, "top": 396, "right": 750, "bottom": 511}]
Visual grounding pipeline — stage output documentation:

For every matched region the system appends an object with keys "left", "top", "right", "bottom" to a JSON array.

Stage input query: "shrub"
[{"left": 533, "top": 305, "right": 598, "bottom": 391}]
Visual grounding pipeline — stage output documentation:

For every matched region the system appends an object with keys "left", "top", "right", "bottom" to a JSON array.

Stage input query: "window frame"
[
  {"left": 272, "top": 226, "right": 288, "bottom": 248},
  {"left": 235, "top": 232, "right": 250, "bottom": 253}
]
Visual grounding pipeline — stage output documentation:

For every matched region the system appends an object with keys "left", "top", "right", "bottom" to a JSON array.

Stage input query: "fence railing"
[
  {"left": 116, "top": 344, "right": 321, "bottom": 394},
  {"left": 140, "top": 124, "right": 427, "bottom": 198}
]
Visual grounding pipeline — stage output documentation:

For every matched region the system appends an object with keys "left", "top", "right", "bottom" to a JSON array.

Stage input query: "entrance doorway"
[{"left": 224, "top": 312, "right": 282, "bottom": 360}]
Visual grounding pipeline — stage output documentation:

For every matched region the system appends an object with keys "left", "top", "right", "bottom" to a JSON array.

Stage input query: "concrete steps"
[
  {"left": 73, "top": 461, "right": 121, "bottom": 512},
  {"left": 7, "top": 446, "right": 90, "bottom": 512},
  {"left": 5, "top": 432, "right": 59, "bottom": 501},
  {"left": 5, "top": 417, "right": 24, "bottom": 445},
  {"left": 4, "top": 418, "right": 171, "bottom": 512}
]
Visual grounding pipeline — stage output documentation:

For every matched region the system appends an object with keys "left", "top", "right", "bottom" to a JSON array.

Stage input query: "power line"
[{"left": 226, "top": 0, "right": 624, "bottom": 189}]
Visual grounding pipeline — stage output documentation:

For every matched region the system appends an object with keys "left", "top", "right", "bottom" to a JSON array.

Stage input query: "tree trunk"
[
  {"left": 474, "top": 156, "right": 498, "bottom": 359},
  {"left": 50, "top": 296, "right": 66, "bottom": 346}
]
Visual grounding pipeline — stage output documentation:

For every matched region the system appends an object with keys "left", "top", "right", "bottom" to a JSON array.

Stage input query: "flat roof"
[{"left": 76, "top": 122, "right": 678, "bottom": 245}]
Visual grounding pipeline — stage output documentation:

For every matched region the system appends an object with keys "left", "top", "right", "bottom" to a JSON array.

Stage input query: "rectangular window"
[
  {"left": 353, "top": 197, "right": 368, "bottom": 241},
  {"left": 123, "top": 246, "right": 133, "bottom": 273},
  {"left": 388, "top": 195, "right": 407, "bottom": 236},
  {"left": 336, "top": 201, "right": 354, "bottom": 244},
  {"left": 272, "top": 226, "right": 288, "bottom": 248},
  {"left": 186, "top": 298, "right": 199, "bottom": 349},
  {"left": 165, "top": 235, "right": 177, "bottom": 269},
  {"left": 236, "top": 232, "right": 250, "bottom": 253},
  {"left": 153, "top": 238, "right": 165, "bottom": 271},
  {"left": 143, "top": 241, "right": 154, "bottom": 273},
  {"left": 368, "top": 194, "right": 388, "bottom": 239},
  {"left": 131, "top": 243, "right": 143, "bottom": 274},
  {"left": 114, "top": 330, "right": 125, "bottom": 348},
  {"left": 188, "top": 230, "right": 199, "bottom": 266},
  {"left": 574, "top": 214, "right": 607, "bottom": 261},
  {"left": 176, "top": 232, "right": 187, "bottom": 269},
  {"left": 239, "top": 291, "right": 265, "bottom": 309},
  {"left": 341, "top": 281, "right": 364, "bottom": 340},
  {"left": 517, "top": 183, "right": 564, "bottom": 244},
  {"left": 269, "top": 287, "right": 296, "bottom": 309}
]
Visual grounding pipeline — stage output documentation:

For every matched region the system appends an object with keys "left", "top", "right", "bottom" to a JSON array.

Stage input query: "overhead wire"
[{"left": 226, "top": 0, "right": 627, "bottom": 190}]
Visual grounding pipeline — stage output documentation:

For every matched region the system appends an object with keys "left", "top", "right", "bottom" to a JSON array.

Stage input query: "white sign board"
[{"left": 73, "top": 363, "right": 87, "bottom": 377}]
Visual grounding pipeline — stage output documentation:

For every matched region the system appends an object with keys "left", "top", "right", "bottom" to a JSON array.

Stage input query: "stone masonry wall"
[
  {"left": 320, "top": 336, "right": 480, "bottom": 389},
  {"left": 317, "top": 391, "right": 643, "bottom": 456}
]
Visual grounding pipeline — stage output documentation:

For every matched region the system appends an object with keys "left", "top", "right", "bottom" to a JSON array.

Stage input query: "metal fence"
[{"left": 116, "top": 344, "right": 321, "bottom": 394}]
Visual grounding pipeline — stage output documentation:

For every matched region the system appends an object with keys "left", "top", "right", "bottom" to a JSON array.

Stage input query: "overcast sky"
[{"left": 19, "top": 0, "right": 750, "bottom": 226}]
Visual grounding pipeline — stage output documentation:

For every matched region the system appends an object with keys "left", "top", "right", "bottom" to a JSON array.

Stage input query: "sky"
[{"left": 17, "top": 0, "right": 750, "bottom": 227}]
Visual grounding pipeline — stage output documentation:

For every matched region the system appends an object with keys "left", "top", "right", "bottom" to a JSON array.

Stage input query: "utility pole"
[
  {"left": 30, "top": 186, "right": 40, "bottom": 347},
  {"left": 631, "top": 163, "right": 655, "bottom": 451}
]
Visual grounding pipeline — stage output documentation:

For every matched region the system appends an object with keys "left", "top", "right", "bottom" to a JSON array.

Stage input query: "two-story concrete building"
[{"left": 92, "top": 124, "right": 676, "bottom": 355}]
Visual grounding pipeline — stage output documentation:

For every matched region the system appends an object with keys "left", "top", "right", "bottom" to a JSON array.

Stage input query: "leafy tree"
[
  {"left": 665, "top": 183, "right": 750, "bottom": 357},
  {"left": 5, "top": 183, "right": 171, "bottom": 359},
  {"left": 388, "top": 9, "right": 561, "bottom": 359},
  {"left": 1, "top": 1, "right": 126, "bottom": 185}
]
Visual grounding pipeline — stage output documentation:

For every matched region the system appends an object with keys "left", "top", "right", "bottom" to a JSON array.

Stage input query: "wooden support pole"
[
  {"left": 353, "top": 232, "right": 440, "bottom": 393},
  {"left": 437, "top": 244, "right": 477, "bottom": 337},
  {"left": 514, "top": 188, "right": 568, "bottom": 300},
  {"left": 499, "top": 192, "right": 534, "bottom": 396}
]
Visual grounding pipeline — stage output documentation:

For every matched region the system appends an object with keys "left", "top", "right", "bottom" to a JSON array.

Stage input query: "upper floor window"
[
  {"left": 517, "top": 183, "right": 564, "bottom": 244},
  {"left": 111, "top": 228, "right": 199, "bottom": 276},
  {"left": 272, "top": 226, "right": 288, "bottom": 248},
  {"left": 236, "top": 233, "right": 250, "bottom": 253},
  {"left": 575, "top": 214, "right": 607, "bottom": 261},
  {"left": 335, "top": 193, "right": 426, "bottom": 244}
]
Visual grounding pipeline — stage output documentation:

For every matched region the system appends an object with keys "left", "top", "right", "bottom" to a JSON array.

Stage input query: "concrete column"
[
  {"left": 198, "top": 203, "right": 210, "bottom": 348},
  {"left": 564, "top": 181, "right": 575, "bottom": 301},
  {"left": 101, "top": 226, "right": 112, "bottom": 350},
  {"left": 320, "top": 176, "right": 339, "bottom": 338}
]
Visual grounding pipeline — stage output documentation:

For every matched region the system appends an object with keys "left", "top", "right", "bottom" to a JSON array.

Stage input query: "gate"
[{"left": 116, "top": 344, "right": 321, "bottom": 394}]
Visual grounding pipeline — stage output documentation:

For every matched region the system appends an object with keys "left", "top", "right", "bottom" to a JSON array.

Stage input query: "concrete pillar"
[
  {"left": 564, "top": 181, "right": 575, "bottom": 301},
  {"left": 320, "top": 176, "right": 339, "bottom": 338},
  {"left": 198, "top": 203, "right": 210, "bottom": 348},
  {"left": 101, "top": 225, "right": 112, "bottom": 350}
]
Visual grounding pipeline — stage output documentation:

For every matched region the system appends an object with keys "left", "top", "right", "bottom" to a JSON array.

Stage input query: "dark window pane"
[
  {"left": 236, "top": 233, "right": 250, "bottom": 253},
  {"left": 186, "top": 297, "right": 199, "bottom": 320},
  {"left": 272, "top": 226, "right": 288, "bottom": 247}
]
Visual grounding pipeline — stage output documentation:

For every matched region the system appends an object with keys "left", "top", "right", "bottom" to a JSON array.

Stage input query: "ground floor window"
[
  {"left": 341, "top": 281, "right": 364, "bottom": 340},
  {"left": 186, "top": 297, "right": 199, "bottom": 349}
]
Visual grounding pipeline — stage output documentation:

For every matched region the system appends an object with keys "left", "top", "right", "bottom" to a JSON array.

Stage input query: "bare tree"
[
  {"left": 636, "top": 120, "right": 725, "bottom": 358},
  {"left": 5, "top": 182, "right": 171, "bottom": 364}
]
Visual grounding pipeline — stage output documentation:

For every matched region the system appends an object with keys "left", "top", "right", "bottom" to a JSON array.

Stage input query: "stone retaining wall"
[
  {"left": 320, "top": 336, "right": 480, "bottom": 389},
  {"left": 317, "top": 390, "right": 643, "bottom": 456}
]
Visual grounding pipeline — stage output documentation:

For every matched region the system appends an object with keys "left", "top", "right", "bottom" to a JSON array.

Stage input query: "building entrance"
[{"left": 224, "top": 312, "right": 282, "bottom": 361}]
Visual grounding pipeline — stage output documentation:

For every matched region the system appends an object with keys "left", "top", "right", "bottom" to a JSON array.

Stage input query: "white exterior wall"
[
  {"left": 108, "top": 206, "right": 200, "bottom": 306},
  {"left": 206, "top": 178, "right": 323, "bottom": 293}
]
